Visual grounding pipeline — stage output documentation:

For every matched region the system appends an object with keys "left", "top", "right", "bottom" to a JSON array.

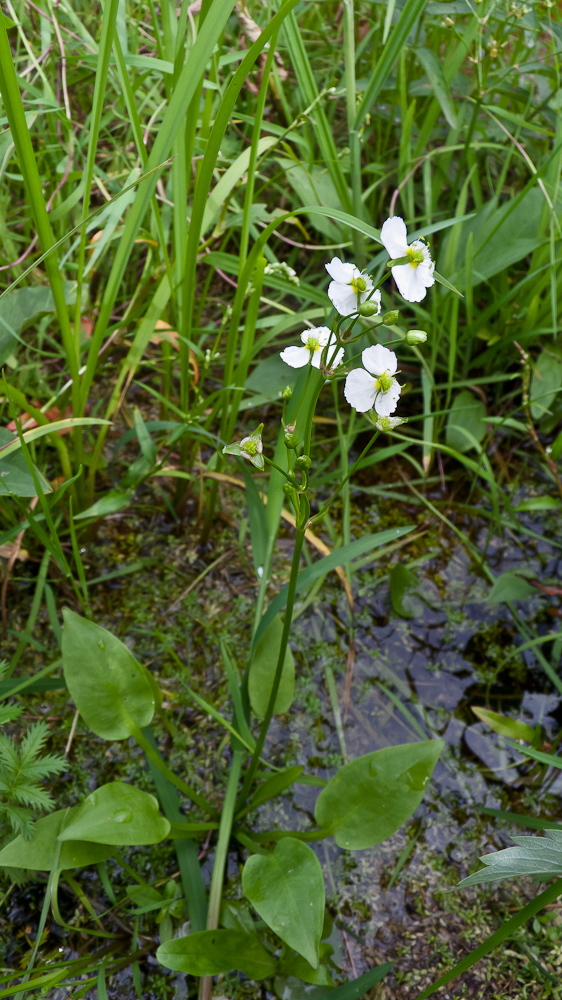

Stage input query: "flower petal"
[
  {"left": 344, "top": 369, "right": 377, "bottom": 412},
  {"left": 315, "top": 326, "right": 333, "bottom": 345},
  {"left": 419, "top": 260, "right": 436, "bottom": 288},
  {"left": 380, "top": 217, "right": 408, "bottom": 259},
  {"left": 328, "top": 282, "right": 360, "bottom": 316},
  {"left": 391, "top": 263, "right": 429, "bottom": 303},
  {"left": 374, "top": 381, "right": 401, "bottom": 417},
  {"left": 362, "top": 343, "right": 398, "bottom": 377},
  {"left": 325, "top": 257, "right": 356, "bottom": 283},
  {"left": 280, "top": 345, "right": 310, "bottom": 368}
]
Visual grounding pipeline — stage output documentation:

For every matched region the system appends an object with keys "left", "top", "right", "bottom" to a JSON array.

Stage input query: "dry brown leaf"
[{"left": 0, "top": 544, "right": 29, "bottom": 561}]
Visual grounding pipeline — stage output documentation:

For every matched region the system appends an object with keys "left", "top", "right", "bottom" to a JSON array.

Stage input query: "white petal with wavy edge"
[
  {"left": 362, "top": 343, "right": 398, "bottom": 377},
  {"left": 325, "top": 257, "right": 356, "bottom": 283},
  {"left": 344, "top": 369, "right": 377, "bottom": 412},
  {"left": 280, "top": 345, "right": 310, "bottom": 368},
  {"left": 374, "top": 381, "right": 401, "bottom": 417},
  {"left": 380, "top": 216, "right": 408, "bottom": 259}
]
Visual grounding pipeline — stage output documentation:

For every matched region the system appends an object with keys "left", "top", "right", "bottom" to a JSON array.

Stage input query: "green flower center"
[
  {"left": 407, "top": 246, "right": 425, "bottom": 269},
  {"left": 306, "top": 337, "right": 321, "bottom": 353},
  {"left": 351, "top": 276, "right": 367, "bottom": 294},
  {"left": 375, "top": 371, "right": 394, "bottom": 393},
  {"left": 242, "top": 439, "right": 259, "bottom": 456}
]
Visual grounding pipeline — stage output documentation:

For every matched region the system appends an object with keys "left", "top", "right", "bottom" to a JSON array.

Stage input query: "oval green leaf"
[
  {"left": 446, "top": 390, "right": 486, "bottom": 454},
  {"left": 0, "top": 428, "right": 51, "bottom": 496},
  {"left": 156, "top": 929, "right": 277, "bottom": 979},
  {"left": 249, "top": 614, "right": 295, "bottom": 718},
  {"left": 61, "top": 609, "right": 157, "bottom": 739},
  {"left": 315, "top": 741, "right": 444, "bottom": 850},
  {"left": 486, "top": 571, "right": 536, "bottom": 604},
  {"left": 471, "top": 706, "right": 536, "bottom": 744},
  {"left": 0, "top": 809, "right": 114, "bottom": 871},
  {"left": 58, "top": 781, "right": 170, "bottom": 846},
  {"left": 242, "top": 838, "right": 324, "bottom": 969},
  {"left": 389, "top": 563, "right": 423, "bottom": 619}
]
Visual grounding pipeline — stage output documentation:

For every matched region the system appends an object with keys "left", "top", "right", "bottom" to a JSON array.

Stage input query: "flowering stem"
[
  {"left": 308, "top": 431, "right": 379, "bottom": 527},
  {"left": 237, "top": 525, "right": 306, "bottom": 808},
  {"left": 263, "top": 455, "right": 295, "bottom": 482}
]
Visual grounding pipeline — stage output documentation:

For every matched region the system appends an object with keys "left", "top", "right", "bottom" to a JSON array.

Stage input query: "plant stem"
[
  {"left": 237, "top": 527, "right": 306, "bottom": 808},
  {"left": 199, "top": 749, "right": 243, "bottom": 1000}
]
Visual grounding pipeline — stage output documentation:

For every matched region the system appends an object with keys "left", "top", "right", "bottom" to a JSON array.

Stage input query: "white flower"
[
  {"left": 325, "top": 258, "right": 381, "bottom": 316},
  {"left": 380, "top": 216, "right": 435, "bottom": 303},
  {"left": 280, "top": 327, "right": 344, "bottom": 370},
  {"left": 344, "top": 344, "right": 402, "bottom": 416}
]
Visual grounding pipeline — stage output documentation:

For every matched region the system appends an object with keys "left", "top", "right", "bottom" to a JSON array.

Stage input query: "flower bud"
[
  {"left": 295, "top": 454, "right": 312, "bottom": 471},
  {"left": 382, "top": 310, "right": 399, "bottom": 325},
  {"left": 282, "top": 482, "right": 294, "bottom": 498},
  {"left": 406, "top": 329, "right": 428, "bottom": 345},
  {"left": 358, "top": 300, "right": 381, "bottom": 317},
  {"left": 281, "top": 384, "right": 293, "bottom": 400},
  {"left": 284, "top": 432, "right": 299, "bottom": 450}
]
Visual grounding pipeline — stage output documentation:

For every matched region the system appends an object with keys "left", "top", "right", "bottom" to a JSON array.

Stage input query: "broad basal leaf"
[
  {"left": 249, "top": 614, "right": 295, "bottom": 718},
  {"left": 486, "top": 571, "right": 536, "bottom": 604},
  {"left": 58, "top": 782, "right": 170, "bottom": 846},
  {"left": 446, "top": 390, "right": 486, "bottom": 454},
  {"left": 315, "top": 741, "right": 443, "bottom": 850},
  {"left": 61, "top": 609, "right": 158, "bottom": 739},
  {"left": 0, "top": 809, "right": 113, "bottom": 871},
  {"left": 243, "top": 838, "right": 324, "bottom": 968}
]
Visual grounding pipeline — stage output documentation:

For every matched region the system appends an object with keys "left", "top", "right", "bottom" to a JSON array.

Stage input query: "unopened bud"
[
  {"left": 284, "top": 432, "right": 299, "bottom": 450},
  {"left": 295, "top": 454, "right": 312, "bottom": 471},
  {"left": 282, "top": 482, "right": 294, "bottom": 498},
  {"left": 406, "top": 329, "right": 428, "bottom": 345},
  {"left": 359, "top": 300, "right": 381, "bottom": 317},
  {"left": 382, "top": 310, "right": 399, "bottom": 325},
  {"left": 281, "top": 385, "right": 293, "bottom": 400}
]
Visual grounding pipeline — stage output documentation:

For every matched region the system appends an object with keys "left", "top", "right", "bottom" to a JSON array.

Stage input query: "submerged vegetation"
[{"left": 1, "top": 0, "right": 562, "bottom": 996}]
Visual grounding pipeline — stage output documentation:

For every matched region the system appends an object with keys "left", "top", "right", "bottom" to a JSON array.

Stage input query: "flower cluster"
[{"left": 225, "top": 215, "right": 435, "bottom": 462}]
